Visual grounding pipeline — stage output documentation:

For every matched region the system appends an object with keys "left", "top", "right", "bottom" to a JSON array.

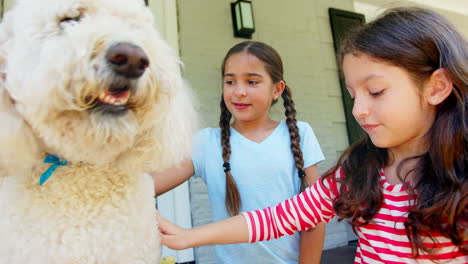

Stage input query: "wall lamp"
[{"left": 231, "top": 0, "right": 255, "bottom": 39}]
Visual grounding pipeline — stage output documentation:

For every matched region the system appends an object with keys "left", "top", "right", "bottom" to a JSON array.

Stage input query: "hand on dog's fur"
[{"left": 158, "top": 213, "right": 192, "bottom": 250}]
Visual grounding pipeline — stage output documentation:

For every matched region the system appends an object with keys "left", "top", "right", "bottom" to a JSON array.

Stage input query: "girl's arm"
[
  {"left": 158, "top": 213, "right": 249, "bottom": 249},
  {"left": 299, "top": 165, "right": 325, "bottom": 264},
  {"left": 299, "top": 223, "right": 325, "bottom": 264},
  {"left": 160, "top": 174, "right": 338, "bottom": 250},
  {"left": 150, "top": 159, "right": 194, "bottom": 196}
]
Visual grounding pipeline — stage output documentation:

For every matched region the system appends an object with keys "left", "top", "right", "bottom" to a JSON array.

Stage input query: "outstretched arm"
[
  {"left": 159, "top": 172, "right": 339, "bottom": 250},
  {"left": 158, "top": 213, "right": 249, "bottom": 249},
  {"left": 151, "top": 159, "right": 194, "bottom": 196}
]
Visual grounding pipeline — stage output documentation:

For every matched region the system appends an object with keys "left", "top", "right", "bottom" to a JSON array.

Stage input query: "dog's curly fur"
[{"left": 0, "top": 0, "right": 197, "bottom": 263}]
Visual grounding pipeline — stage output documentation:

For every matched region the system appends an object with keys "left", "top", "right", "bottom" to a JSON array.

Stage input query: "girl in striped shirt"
[{"left": 158, "top": 7, "right": 467, "bottom": 264}]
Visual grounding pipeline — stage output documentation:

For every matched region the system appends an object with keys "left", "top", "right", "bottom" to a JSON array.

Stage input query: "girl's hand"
[
  {"left": 157, "top": 214, "right": 192, "bottom": 250},
  {"left": 158, "top": 213, "right": 249, "bottom": 249}
]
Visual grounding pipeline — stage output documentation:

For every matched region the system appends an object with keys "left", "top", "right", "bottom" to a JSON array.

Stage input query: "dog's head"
[{"left": 0, "top": 0, "right": 197, "bottom": 172}]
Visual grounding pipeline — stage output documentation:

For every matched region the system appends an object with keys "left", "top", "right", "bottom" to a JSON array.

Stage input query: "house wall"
[
  {"left": 175, "top": 0, "right": 468, "bottom": 263},
  {"left": 3, "top": 0, "right": 13, "bottom": 12}
]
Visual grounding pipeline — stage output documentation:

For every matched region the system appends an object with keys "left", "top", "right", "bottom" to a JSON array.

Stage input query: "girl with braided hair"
[{"left": 152, "top": 41, "right": 325, "bottom": 263}]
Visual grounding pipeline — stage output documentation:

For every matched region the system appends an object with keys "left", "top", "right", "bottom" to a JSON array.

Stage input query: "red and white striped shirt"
[{"left": 242, "top": 168, "right": 467, "bottom": 264}]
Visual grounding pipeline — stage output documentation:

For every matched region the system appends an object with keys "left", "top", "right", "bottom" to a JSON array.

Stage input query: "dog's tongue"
[{"left": 109, "top": 90, "right": 129, "bottom": 100}]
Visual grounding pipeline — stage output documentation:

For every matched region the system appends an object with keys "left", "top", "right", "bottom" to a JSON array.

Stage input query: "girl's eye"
[
  {"left": 249, "top": 80, "right": 258, "bottom": 85},
  {"left": 370, "top": 90, "right": 384, "bottom": 96},
  {"left": 225, "top": 80, "right": 235, "bottom": 85}
]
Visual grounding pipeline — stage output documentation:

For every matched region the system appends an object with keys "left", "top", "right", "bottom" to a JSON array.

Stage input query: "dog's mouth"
[
  {"left": 99, "top": 87, "right": 129, "bottom": 106},
  {"left": 91, "top": 84, "right": 131, "bottom": 115}
]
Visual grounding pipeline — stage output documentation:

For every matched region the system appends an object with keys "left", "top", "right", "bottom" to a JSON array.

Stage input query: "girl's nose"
[
  {"left": 352, "top": 96, "right": 369, "bottom": 118},
  {"left": 234, "top": 84, "right": 247, "bottom": 97}
]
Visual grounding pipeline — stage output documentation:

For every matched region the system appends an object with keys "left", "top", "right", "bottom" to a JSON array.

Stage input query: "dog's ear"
[{"left": 0, "top": 11, "right": 41, "bottom": 177}]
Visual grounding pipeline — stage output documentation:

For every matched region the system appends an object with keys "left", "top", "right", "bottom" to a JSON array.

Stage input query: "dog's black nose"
[{"left": 106, "top": 42, "right": 149, "bottom": 78}]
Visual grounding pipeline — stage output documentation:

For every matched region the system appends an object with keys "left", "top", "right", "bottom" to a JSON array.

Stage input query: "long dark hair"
[
  {"left": 324, "top": 7, "right": 467, "bottom": 257},
  {"left": 219, "top": 41, "right": 307, "bottom": 216}
]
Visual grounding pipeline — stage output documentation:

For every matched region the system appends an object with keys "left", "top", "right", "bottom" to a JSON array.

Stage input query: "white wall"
[{"left": 356, "top": 0, "right": 468, "bottom": 35}]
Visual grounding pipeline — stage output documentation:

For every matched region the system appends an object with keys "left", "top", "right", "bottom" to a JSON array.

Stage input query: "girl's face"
[
  {"left": 343, "top": 53, "right": 436, "bottom": 151},
  {"left": 223, "top": 52, "right": 283, "bottom": 125}
]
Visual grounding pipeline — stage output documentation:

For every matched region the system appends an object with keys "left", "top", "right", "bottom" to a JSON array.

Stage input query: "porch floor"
[{"left": 321, "top": 241, "right": 358, "bottom": 264}]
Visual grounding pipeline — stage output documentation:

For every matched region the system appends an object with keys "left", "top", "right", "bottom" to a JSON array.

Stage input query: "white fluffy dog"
[{"left": 0, "top": 0, "right": 197, "bottom": 263}]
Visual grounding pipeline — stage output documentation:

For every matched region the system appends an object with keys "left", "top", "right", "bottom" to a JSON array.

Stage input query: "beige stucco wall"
[{"left": 176, "top": 0, "right": 468, "bottom": 262}]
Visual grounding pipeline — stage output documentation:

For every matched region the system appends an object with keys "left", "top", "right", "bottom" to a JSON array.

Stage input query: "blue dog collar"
[{"left": 39, "top": 155, "right": 68, "bottom": 186}]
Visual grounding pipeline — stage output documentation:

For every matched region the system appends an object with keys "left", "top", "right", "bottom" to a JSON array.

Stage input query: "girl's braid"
[
  {"left": 219, "top": 97, "right": 241, "bottom": 215},
  {"left": 282, "top": 85, "right": 307, "bottom": 192}
]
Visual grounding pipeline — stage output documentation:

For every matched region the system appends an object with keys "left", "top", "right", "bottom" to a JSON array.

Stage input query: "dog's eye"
[
  {"left": 59, "top": 15, "right": 82, "bottom": 24},
  {"left": 59, "top": 8, "right": 85, "bottom": 26}
]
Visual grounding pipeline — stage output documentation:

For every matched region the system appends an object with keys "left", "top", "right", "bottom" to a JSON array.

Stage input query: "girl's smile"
[
  {"left": 360, "top": 123, "right": 380, "bottom": 132},
  {"left": 232, "top": 102, "right": 251, "bottom": 110}
]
